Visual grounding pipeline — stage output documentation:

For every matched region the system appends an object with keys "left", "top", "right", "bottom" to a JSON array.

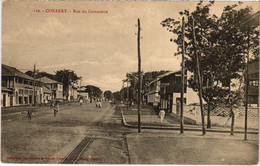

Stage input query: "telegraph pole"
[
  {"left": 180, "top": 17, "right": 185, "bottom": 134},
  {"left": 192, "top": 16, "right": 206, "bottom": 135},
  {"left": 137, "top": 18, "right": 141, "bottom": 133},
  {"left": 33, "top": 64, "right": 36, "bottom": 106},
  {"left": 244, "top": 26, "right": 250, "bottom": 141},
  {"left": 127, "top": 79, "right": 129, "bottom": 109}
]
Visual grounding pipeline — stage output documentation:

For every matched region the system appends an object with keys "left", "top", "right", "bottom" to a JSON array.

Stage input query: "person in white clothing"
[{"left": 159, "top": 110, "right": 166, "bottom": 122}]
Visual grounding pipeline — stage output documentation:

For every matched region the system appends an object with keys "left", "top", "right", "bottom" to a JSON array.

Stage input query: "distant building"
[
  {"left": 248, "top": 59, "right": 259, "bottom": 106},
  {"left": 2, "top": 64, "right": 43, "bottom": 107},
  {"left": 147, "top": 76, "right": 164, "bottom": 107},
  {"left": 42, "top": 86, "right": 53, "bottom": 102},
  {"left": 68, "top": 84, "right": 78, "bottom": 101},
  {"left": 147, "top": 70, "right": 200, "bottom": 113},
  {"left": 77, "top": 88, "right": 89, "bottom": 101},
  {"left": 39, "top": 76, "right": 63, "bottom": 100}
]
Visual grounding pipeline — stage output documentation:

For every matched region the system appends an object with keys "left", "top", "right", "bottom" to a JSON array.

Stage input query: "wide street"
[
  {"left": 1, "top": 101, "right": 259, "bottom": 164},
  {"left": 1, "top": 102, "right": 132, "bottom": 164}
]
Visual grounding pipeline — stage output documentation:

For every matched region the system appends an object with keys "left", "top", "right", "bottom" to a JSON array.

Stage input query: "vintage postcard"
[{"left": 1, "top": 0, "right": 259, "bottom": 164}]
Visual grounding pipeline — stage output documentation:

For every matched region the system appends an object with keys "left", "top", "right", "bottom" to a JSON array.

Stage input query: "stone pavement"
[
  {"left": 120, "top": 105, "right": 259, "bottom": 134},
  {"left": 120, "top": 105, "right": 259, "bottom": 164},
  {"left": 125, "top": 131, "right": 258, "bottom": 164}
]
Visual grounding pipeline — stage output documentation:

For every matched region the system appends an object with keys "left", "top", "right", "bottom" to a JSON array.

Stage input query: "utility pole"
[
  {"left": 192, "top": 16, "right": 206, "bottom": 135},
  {"left": 137, "top": 18, "right": 141, "bottom": 133},
  {"left": 180, "top": 17, "right": 185, "bottom": 134},
  {"left": 244, "top": 26, "right": 250, "bottom": 140},
  {"left": 33, "top": 64, "right": 36, "bottom": 106},
  {"left": 127, "top": 79, "right": 129, "bottom": 109}
]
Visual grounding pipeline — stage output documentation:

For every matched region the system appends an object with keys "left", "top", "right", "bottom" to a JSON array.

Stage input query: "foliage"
[
  {"left": 113, "top": 91, "right": 122, "bottom": 102},
  {"left": 161, "top": 2, "right": 259, "bottom": 128},
  {"left": 55, "top": 69, "right": 81, "bottom": 99},
  {"left": 123, "top": 70, "right": 170, "bottom": 102},
  {"left": 83, "top": 85, "right": 103, "bottom": 99},
  {"left": 104, "top": 90, "right": 113, "bottom": 100}
]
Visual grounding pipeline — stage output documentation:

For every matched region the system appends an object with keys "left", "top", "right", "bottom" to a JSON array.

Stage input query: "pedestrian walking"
[
  {"left": 50, "top": 99, "right": 54, "bottom": 108},
  {"left": 96, "top": 99, "right": 102, "bottom": 108},
  {"left": 44, "top": 99, "right": 48, "bottom": 106},
  {"left": 159, "top": 110, "right": 165, "bottom": 122},
  {"left": 80, "top": 98, "right": 83, "bottom": 106},
  {"left": 27, "top": 110, "right": 32, "bottom": 122},
  {"left": 53, "top": 101, "right": 59, "bottom": 117}
]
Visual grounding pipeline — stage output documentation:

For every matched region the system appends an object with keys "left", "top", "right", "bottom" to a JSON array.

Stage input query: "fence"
[{"left": 172, "top": 104, "right": 259, "bottom": 130}]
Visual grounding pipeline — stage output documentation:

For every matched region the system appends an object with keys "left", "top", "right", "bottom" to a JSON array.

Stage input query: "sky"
[{"left": 2, "top": 1, "right": 259, "bottom": 92}]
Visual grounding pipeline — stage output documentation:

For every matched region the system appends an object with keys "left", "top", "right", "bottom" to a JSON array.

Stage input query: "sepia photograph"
[{"left": 1, "top": 0, "right": 259, "bottom": 164}]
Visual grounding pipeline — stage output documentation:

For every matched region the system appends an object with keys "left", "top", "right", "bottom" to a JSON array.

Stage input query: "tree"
[
  {"left": 161, "top": 2, "right": 259, "bottom": 133},
  {"left": 215, "top": 5, "right": 259, "bottom": 135},
  {"left": 113, "top": 91, "right": 122, "bottom": 102},
  {"left": 83, "top": 85, "right": 103, "bottom": 101},
  {"left": 55, "top": 69, "right": 81, "bottom": 100},
  {"left": 125, "top": 70, "right": 169, "bottom": 103},
  {"left": 104, "top": 90, "right": 113, "bottom": 100},
  {"left": 161, "top": 2, "right": 218, "bottom": 131}
]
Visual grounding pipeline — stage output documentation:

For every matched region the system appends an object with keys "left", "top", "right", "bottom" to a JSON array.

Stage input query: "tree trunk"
[
  {"left": 207, "top": 102, "right": 211, "bottom": 128},
  {"left": 180, "top": 16, "right": 185, "bottom": 134},
  {"left": 192, "top": 16, "right": 206, "bottom": 135}
]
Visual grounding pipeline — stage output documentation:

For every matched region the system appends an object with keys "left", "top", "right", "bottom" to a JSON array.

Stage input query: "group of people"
[
  {"left": 96, "top": 99, "right": 102, "bottom": 108},
  {"left": 26, "top": 98, "right": 105, "bottom": 122},
  {"left": 27, "top": 99, "right": 59, "bottom": 122}
]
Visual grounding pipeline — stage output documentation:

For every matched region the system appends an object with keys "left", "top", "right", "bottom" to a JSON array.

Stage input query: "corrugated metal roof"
[
  {"left": 148, "top": 69, "right": 181, "bottom": 85},
  {"left": 40, "top": 76, "right": 61, "bottom": 84},
  {"left": 43, "top": 86, "right": 53, "bottom": 94},
  {"left": 2, "top": 64, "right": 34, "bottom": 80}
]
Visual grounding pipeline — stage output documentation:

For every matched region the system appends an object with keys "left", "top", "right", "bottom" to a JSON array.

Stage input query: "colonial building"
[
  {"left": 77, "top": 87, "right": 89, "bottom": 101},
  {"left": 39, "top": 76, "right": 63, "bottom": 100},
  {"left": 2, "top": 64, "right": 43, "bottom": 107},
  {"left": 147, "top": 70, "right": 200, "bottom": 113},
  {"left": 68, "top": 84, "right": 78, "bottom": 101},
  {"left": 248, "top": 59, "right": 259, "bottom": 106},
  {"left": 42, "top": 85, "right": 53, "bottom": 102}
]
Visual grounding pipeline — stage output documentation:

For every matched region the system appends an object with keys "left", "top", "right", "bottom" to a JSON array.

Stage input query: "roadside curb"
[
  {"left": 120, "top": 110, "right": 259, "bottom": 134},
  {"left": 169, "top": 113, "right": 196, "bottom": 125}
]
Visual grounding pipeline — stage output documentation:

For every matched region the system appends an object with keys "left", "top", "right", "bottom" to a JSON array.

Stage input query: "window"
[
  {"left": 19, "top": 96, "right": 23, "bottom": 104},
  {"left": 18, "top": 78, "right": 23, "bottom": 84},
  {"left": 24, "top": 90, "right": 29, "bottom": 95},
  {"left": 2, "top": 78, "right": 7, "bottom": 87},
  {"left": 9, "top": 80, "right": 14, "bottom": 87},
  {"left": 19, "top": 89, "right": 23, "bottom": 95}
]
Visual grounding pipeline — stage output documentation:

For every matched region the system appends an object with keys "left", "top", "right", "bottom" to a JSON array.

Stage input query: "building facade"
[
  {"left": 147, "top": 70, "right": 200, "bottom": 113},
  {"left": 40, "top": 76, "right": 63, "bottom": 100},
  {"left": 2, "top": 64, "right": 43, "bottom": 107},
  {"left": 248, "top": 59, "right": 259, "bottom": 106}
]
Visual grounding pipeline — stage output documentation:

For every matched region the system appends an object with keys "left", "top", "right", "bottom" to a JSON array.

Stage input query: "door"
[
  {"left": 10, "top": 95, "right": 13, "bottom": 106},
  {"left": 3, "top": 94, "right": 6, "bottom": 107}
]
